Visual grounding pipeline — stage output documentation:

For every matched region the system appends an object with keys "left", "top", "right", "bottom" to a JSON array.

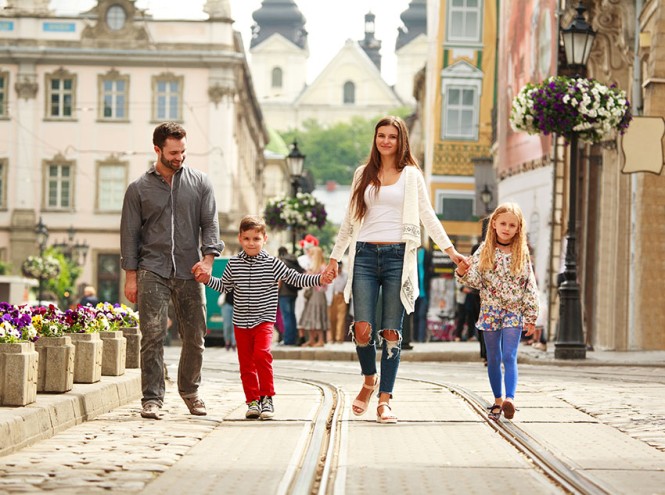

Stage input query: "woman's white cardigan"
[{"left": 330, "top": 165, "right": 453, "bottom": 314}]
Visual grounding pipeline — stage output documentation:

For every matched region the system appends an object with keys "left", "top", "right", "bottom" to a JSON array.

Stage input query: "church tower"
[
  {"left": 249, "top": 0, "right": 308, "bottom": 103},
  {"left": 359, "top": 12, "right": 381, "bottom": 71},
  {"left": 395, "top": 0, "right": 427, "bottom": 104}
]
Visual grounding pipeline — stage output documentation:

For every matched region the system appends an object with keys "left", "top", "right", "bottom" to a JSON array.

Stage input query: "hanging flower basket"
[
  {"left": 264, "top": 192, "right": 327, "bottom": 232},
  {"left": 510, "top": 75, "right": 632, "bottom": 144},
  {"left": 21, "top": 255, "right": 60, "bottom": 280}
]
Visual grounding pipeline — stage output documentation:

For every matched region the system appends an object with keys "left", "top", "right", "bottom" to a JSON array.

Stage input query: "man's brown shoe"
[
  {"left": 183, "top": 396, "right": 207, "bottom": 416},
  {"left": 141, "top": 403, "right": 162, "bottom": 420}
]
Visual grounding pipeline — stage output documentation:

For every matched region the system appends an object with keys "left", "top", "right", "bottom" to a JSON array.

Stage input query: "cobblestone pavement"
[{"left": 0, "top": 348, "right": 663, "bottom": 494}]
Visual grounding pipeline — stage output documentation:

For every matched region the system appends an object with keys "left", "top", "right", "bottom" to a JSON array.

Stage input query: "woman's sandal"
[
  {"left": 501, "top": 401, "right": 515, "bottom": 420},
  {"left": 376, "top": 402, "right": 398, "bottom": 424},
  {"left": 351, "top": 376, "right": 378, "bottom": 416},
  {"left": 488, "top": 404, "right": 502, "bottom": 421}
]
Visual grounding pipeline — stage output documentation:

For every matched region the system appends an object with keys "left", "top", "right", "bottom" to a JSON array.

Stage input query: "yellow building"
[{"left": 424, "top": 0, "right": 498, "bottom": 255}]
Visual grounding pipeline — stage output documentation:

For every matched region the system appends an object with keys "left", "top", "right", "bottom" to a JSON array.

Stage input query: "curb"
[{"left": 0, "top": 369, "right": 141, "bottom": 457}]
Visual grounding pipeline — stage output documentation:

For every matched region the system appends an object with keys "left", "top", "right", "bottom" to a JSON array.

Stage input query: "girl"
[
  {"left": 324, "top": 116, "right": 466, "bottom": 424},
  {"left": 299, "top": 246, "right": 329, "bottom": 347},
  {"left": 455, "top": 202, "right": 538, "bottom": 421}
]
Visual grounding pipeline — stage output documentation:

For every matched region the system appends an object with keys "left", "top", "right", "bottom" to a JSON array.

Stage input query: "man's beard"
[{"left": 160, "top": 154, "right": 184, "bottom": 171}]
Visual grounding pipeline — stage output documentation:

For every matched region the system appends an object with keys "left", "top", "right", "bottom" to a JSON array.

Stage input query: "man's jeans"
[
  {"left": 351, "top": 242, "right": 405, "bottom": 396},
  {"left": 279, "top": 295, "right": 298, "bottom": 345},
  {"left": 137, "top": 269, "right": 207, "bottom": 406}
]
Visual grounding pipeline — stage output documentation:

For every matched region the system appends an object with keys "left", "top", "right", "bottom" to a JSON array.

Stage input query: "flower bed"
[{"left": 510, "top": 75, "right": 632, "bottom": 143}]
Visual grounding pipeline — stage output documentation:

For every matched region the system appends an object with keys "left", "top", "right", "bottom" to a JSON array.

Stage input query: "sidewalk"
[{"left": 1, "top": 342, "right": 662, "bottom": 458}]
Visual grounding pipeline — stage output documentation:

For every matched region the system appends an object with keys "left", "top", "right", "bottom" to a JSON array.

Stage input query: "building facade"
[{"left": 0, "top": 0, "right": 267, "bottom": 305}]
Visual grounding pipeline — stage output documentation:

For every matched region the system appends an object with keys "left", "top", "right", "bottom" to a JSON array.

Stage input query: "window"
[
  {"left": 271, "top": 67, "right": 283, "bottom": 89},
  {"left": 99, "top": 71, "right": 129, "bottom": 120},
  {"left": 44, "top": 159, "right": 73, "bottom": 209},
  {"left": 447, "top": 0, "right": 483, "bottom": 43},
  {"left": 106, "top": 5, "right": 127, "bottom": 31},
  {"left": 97, "top": 253, "right": 121, "bottom": 305},
  {"left": 437, "top": 192, "right": 474, "bottom": 221},
  {"left": 97, "top": 162, "right": 127, "bottom": 211},
  {"left": 46, "top": 69, "right": 76, "bottom": 119},
  {"left": 0, "top": 159, "right": 6, "bottom": 209},
  {"left": 152, "top": 74, "right": 183, "bottom": 121},
  {"left": 442, "top": 86, "right": 478, "bottom": 139},
  {"left": 0, "top": 71, "right": 8, "bottom": 118},
  {"left": 343, "top": 81, "right": 355, "bottom": 104}
]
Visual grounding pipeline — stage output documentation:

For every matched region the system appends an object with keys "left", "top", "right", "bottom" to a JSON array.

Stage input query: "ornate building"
[
  {"left": 247, "top": 0, "right": 424, "bottom": 131},
  {"left": 0, "top": 0, "right": 267, "bottom": 304}
]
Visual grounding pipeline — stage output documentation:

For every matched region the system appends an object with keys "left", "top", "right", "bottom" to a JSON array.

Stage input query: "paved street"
[{"left": 0, "top": 343, "right": 664, "bottom": 494}]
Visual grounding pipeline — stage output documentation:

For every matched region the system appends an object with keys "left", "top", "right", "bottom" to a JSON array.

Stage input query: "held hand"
[
  {"left": 524, "top": 323, "right": 536, "bottom": 337},
  {"left": 321, "top": 271, "right": 335, "bottom": 285},
  {"left": 325, "top": 259, "right": 339, "bottom": 279}
]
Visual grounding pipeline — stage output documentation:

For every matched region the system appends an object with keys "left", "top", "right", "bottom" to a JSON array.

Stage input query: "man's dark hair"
[
  {"left": 278, "top": 246, "right": 288, "bottom": 257},
  {"left": 153, "top": 122, "right": 186, "bottom": 149}
]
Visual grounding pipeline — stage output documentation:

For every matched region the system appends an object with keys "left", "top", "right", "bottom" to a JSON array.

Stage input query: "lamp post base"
[{"left": 554, "top": 342, "right": 587, "bottom": 359}]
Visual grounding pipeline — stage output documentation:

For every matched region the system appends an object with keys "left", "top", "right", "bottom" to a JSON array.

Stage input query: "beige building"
[{"left": 0, "top": 0, "right": 267, "bottom": 304}]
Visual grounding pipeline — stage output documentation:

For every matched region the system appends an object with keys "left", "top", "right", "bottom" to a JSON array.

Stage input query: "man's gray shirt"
[{"left": 120, "top": 165, "right": 223, "bottom": 279}]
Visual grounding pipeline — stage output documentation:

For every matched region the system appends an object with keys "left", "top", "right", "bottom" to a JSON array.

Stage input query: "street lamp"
[
  {"left": 555, "top": 1, "right": 595, "bottom": 360},
  {"left": 35, "top": 217, "right": 49, "bottom": 306},
  {"left": 286, "top": 140, "right": 305, "bottom": 252},
  {"left": 53, "top": 226, "right": 90, "bottom": 267},
  {"left": 480, "top": 184, "right": 493, "bottom": 214}
]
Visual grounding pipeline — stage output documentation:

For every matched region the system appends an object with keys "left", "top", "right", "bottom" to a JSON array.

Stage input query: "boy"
[{"left": 194, "top": 215, "right": 333, "bottom": 419}]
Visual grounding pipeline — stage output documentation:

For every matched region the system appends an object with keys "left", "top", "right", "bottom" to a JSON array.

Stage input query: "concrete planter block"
[
  {"left": 100, "top": 331, "right": 127, "bottom": 376},
  {"left": 69, "top": 333, "right": 103, "bottom": 384},
  {"left": 120, "top": 327, "right": 141, "bottom": 369},
  {"left": 35, "top": 336, "right": 75, "bottom": 393},
  {"left": 0, "top": 342, "right": 39, "bottom": 406}
]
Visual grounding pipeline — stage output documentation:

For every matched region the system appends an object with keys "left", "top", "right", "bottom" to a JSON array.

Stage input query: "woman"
[
  {"left": 299, "top": 246, "right": 329, "bottom": 347},
  {"left": 325, "top": 116, "right": 466, "bottom": 423}
]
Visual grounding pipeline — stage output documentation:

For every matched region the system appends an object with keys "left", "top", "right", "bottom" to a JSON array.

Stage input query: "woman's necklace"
[{"left": 496, "top": 240, "right": 512, "bottom": 247}]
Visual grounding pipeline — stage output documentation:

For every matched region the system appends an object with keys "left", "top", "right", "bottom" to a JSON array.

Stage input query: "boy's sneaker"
[
  {"left": 246, "top": 400, "right": 261, "bottom": 419},
  {"left": 260, "top": 395, "right": 274, "bottom": 420}
]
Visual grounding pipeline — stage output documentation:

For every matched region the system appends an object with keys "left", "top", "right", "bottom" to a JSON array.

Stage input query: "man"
[
  {"left": 277, "top": 246, "right": 303, "bottom": 345},
  {"left": 121, "top": 122, "right": 223, "bottom": 420}
]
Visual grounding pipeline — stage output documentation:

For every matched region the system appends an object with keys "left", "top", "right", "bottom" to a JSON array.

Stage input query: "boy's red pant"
[{"left": 234, "top": 322, "right": 275, "bottom": 403}]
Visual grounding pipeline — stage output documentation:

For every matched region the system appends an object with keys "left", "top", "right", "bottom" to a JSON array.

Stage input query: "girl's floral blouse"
[{"left": 456, "top": 244, "right": 539, "bottom": 331}]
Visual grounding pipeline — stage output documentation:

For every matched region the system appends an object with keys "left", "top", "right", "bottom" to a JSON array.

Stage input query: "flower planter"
[
  {"left": 120, "top": 326, "right": 141, "bottom": 369},
  {"left": 68, "top": 333, "right": 103, "bottom": 384},
  {"left": 0, "top": 342, "right": 39, "bottom": 406},
  {"left": 100, "top": 331, "right": 127, "bottom": 376},
  {"left": 35, "top": 336, "right": 75, "bottom": 393}
]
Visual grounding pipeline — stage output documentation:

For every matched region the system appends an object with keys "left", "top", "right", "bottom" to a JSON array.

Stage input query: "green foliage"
[
  {"left": 0, "top": 261, "right": 8, "bottom": 275},
  {"left": 43, "top": 248, "right": 82, "bottom": 309},
  {"left": 279, "top": 110, "right": 412, "bottom": 186}
]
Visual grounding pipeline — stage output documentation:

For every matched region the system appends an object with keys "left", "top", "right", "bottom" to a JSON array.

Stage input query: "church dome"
[
  {"left": 250, "top": 0, "right": 308, "bottom": 50},
  {"left": 396, "top": 0, "right": 426, "bottom": 50}
]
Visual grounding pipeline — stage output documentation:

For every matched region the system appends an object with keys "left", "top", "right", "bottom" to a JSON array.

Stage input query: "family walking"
[{"left": 121, "top": 118, "right": 538, "bottom": 424}]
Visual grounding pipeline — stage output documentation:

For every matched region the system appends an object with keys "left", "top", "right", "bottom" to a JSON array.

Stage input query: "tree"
[{"left": 280, "top": 109, "right": 412, "bottom": 185}]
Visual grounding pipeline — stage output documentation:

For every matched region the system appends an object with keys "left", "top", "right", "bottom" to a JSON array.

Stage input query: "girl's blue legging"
[{"left": 482, "top": 327, "right": 522, "bottom": 400}]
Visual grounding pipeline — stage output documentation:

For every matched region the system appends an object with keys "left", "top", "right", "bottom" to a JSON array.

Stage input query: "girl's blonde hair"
[
  {"left": 308, "top": 246, "right": 325, "bottom": 273},
  {"left": 478, "top": 202, "right": 529, "bottom": 275}
]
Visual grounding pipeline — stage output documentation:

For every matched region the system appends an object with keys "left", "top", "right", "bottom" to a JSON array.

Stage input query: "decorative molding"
[
  {"left": 14, "top": 75, "right": 38, "bottom": 100},
  {"left": 208, "top": 83, "right": 236, "bottom": 106}
]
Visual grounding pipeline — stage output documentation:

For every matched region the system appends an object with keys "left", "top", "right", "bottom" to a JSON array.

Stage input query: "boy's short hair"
[{"left": 239, "top": 215, "right": 266, "bottom": 235}]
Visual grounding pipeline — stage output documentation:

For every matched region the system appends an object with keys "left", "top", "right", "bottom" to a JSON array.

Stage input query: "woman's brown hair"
[{"left": 350, "top": 116, "right": 419, "bottom": 221}]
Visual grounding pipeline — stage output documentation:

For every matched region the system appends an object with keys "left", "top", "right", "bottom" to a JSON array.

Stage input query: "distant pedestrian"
[
  {"left": 277, "top": 246, "right": 304, "bottom": 345},
  {"left": 195, "top": 216, "right": 332, "bottom": 420},
  {"left": 79, "top": 286, "right": 99, "bottom": 307},
  {"left": 121, "top": 121, "right": 223, "bottom": 420},
  {"left": 455, "top": 202, "right": 538, "bottom": 422},
  {"left": 218, "top": 291, "right": 235, "bottom": 351},
  {"left": 300, "top": 246, "right": 328, "bottom": 347},
  {"left": 327, "top": 260, "right": 349, "bottom": 343}
]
